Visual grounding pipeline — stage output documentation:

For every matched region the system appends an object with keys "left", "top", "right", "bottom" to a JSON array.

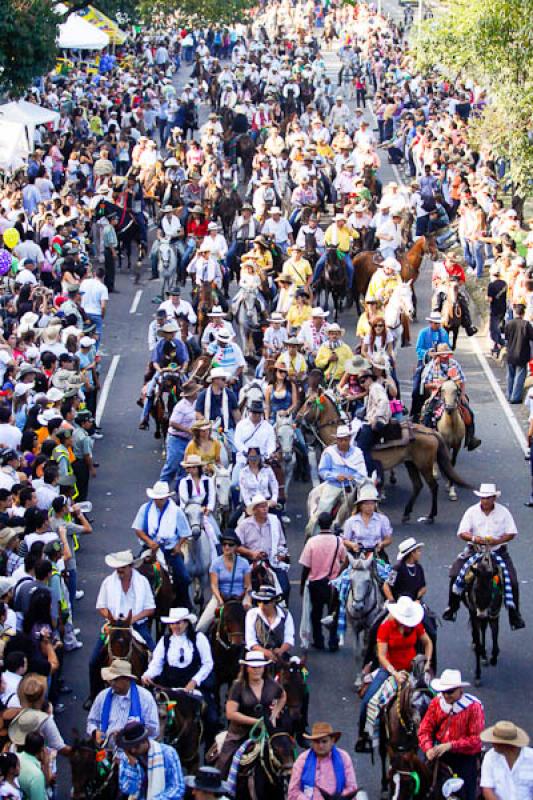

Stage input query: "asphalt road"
[{"left": 57, "top": 8, "right": 533, "bottom": 798}]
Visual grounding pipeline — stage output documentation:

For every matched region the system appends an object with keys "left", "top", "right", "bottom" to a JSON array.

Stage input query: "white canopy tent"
[
  {"left": 58, "top": 14, "right": 110, "bottom": 50},
  {"left": 0, "top": 120, "right": 30, "bottom": 172},
  {"left": 0, "top": 101, "right": 60, "bottom": 158}
]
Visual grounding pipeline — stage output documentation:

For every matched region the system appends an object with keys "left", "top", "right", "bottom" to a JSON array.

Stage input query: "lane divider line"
[
  {"left": 96, "top": 355, "right": 121, "bottom": 427},
  {"left": 129, "top": 290, "right": 142, "bottom": 314}
]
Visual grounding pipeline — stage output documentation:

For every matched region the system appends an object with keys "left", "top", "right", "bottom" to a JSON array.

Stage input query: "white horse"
[
  {"left": 213, "top": 465, "right": 231, "bottom": 529},
  {"left": 157, "top": 237, "right": 178, "bottom": 298},
  {"left": 275, "top": 413, "right": 296, "bottom": 501},
  {"left": 345, "top": 553, "right": 384, "bottom": 658},
  {"left": 238, "top": 379, "right": 266, "bottom": 413},
  {"left": 232, "top": 286, "right": 264, "bottom": 358},
  {"left": 181, "top": 504, "right": 213, "bottom": 612},
  {"left": 384, "top": 280, "right": 414, "bottom": 353}
]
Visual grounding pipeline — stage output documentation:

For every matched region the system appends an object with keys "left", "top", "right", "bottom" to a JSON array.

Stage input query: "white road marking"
[
  {"left": 95, "top": 355, "right": 121, "bottom": 427},
  {"left": 308, "top": 447, "right": 320, "bottom": 487},
  {"left": 129, "top": 290, "right": 142, "bottom": 314},
  {"left": 467, "top": 338, "right": 528, "bottom": 455}
]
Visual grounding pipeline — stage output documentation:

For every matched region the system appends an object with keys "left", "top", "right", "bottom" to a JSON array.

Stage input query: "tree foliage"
[
  {"left": 138, "top": 0, "right": 257, "bottom": 27},
  {"left": 0, "top": 0, "right": 58, "bottom": 97},
  {"left": 414, "top": 0, "right": 533, "bottom": 196}
]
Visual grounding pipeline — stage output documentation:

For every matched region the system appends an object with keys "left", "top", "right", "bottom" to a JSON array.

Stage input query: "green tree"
[
  {"left": 0, "top": 0, "right": 58, "bottom": 97},
  {"left": 414, "top": 0, "right": 533, "bottom": 199},
  {"left": 138, "top": 0, "right": 257, "bottom": 27}
]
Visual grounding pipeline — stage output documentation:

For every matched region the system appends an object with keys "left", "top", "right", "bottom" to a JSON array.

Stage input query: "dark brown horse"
[
  {"left": 213, "top": 186, "right": 242, "bottom": 240},
  {"left": 315, "top": 247, "right": 347, "bottom": 320},
  {"left": 277, "top": 657, "right": 308, "bottom": 744},
  {"left": 136, "top": 553, "right": 174, "bottom": 639},
  {"left": 235, "top": 720, "right": 296, "bottom": 800},
  {"left": 95, "top": 612, "right": 149, "bottom": 697},
  {"left": 188, "top": 352, "right": 213, "bottom": 383},
  {"left": 151, "top": 369, "right": 182, "bottom": 440},
  {"left": 155, "top": 687, "right": 204, "bottom": 773},
  {"left": 210, "top": 597, "right": 246, "bottom": 709},
  {"left": 197, "top": 281, "right": 216, "bottom": 335},
  {"left": 69, "top": 736, "right": 119, "bottom": 800}
]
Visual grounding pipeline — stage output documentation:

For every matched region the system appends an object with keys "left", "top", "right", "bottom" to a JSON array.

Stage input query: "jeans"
[
  {"left": 507, "top": 363, "right": 527, "bottom": 404},
  {"left": 160, "top": 435, "right": 189, "bottom": 483},
  {"left": 464, "top": 240, "right": 485, "bottom": 277},
  {"left": 358, "top": 667, "right": 389, "bottom": 730},
  {"left": 313, "top": 252, "right": 354, "bottom": 288},
  {"left": 489, "top": 314, "right": 505, "bottom": 349},
  {"left": 87, "top": 313, "right": 103, "bottom": 346},
  {"left": 66, "top": 568, "right": 78, "bottom": 608},
  {"left": 273, "top": 567, "right": 290, "bottom": 602}
]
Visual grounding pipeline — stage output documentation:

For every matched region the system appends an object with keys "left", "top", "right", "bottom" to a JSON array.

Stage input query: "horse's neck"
[{"left": 385, "top": 291, "right": 401, "bottom": 326}]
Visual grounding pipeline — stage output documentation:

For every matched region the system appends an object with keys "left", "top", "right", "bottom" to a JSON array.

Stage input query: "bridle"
[
  {"left": 106, "top": 624, "right": 134, "bottom": 661},
  {"left": 71, "top": 741, "right": 117, "bottom": 800},
  {"left": 215, "top": 598, "right": 245, "bottom": 650}
]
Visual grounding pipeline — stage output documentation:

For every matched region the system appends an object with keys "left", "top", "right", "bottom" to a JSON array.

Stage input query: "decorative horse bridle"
[
  {"left": 215, "top": 598, "right": 245, "bottom": 651},
  {"left": 72, "top": 739, "right": 117, "bottom": 800}
]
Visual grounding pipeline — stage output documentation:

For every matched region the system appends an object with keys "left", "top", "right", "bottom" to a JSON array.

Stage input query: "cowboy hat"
[
  {"left": 157, "top": 321, "right": 179, "bottom": 336},
  {"left": 473, "top": 483, "right": 501, "bottom": 498},
  {"left": 181, "top": 381, "right": 201, "bottom": 397},
  {"left": 425, "top": 311, "right": 443, "bottom": 324},
  {"left": 267, "top": 312, "right": 286, "bottom": 324},
  {"left": 208, "top": 367, "right": 230, "bottom": 381},
  {"left": 246, "top": 493, "right": 268, "bottom": 514},
  {"left": 335, "top": 425, "right": 352, "bottom": 439},
  {"left": 382, "top": 256, "right": 401, "bottom": 273},
  {"left": 160, "top": 205, "right": 175, "bottom": 214},
  {"left": 248, "top": 399, "right": 265, "bottom": 413},
  {"left": 220, "top": 529, "right": 241, "bottom": 545},
  {"left": 181, "top": 453, "right": 204, "bottom": 469},
  {"left": 396, "top": 537, "right": 424, "bottom": 561},
  {"left": 185, "top": 767, "right": 231, "bottom": 796},
  {"left": 326, "top": 323, "right": 344, "bottom": 335},
  {"left": 160, "top": 607, "right": 198, "bottom": 625},
  {"left": 0, "top": 576, "right": 14, "bottom": 597},
  {"left": 8, "top": 709, "right": 48, "bottom": 746},
  {"left": 355, "top": 484, "right": 379, "bottom": 505},
  {"left": 101, "top": 659, "right": 134, "bottom": 683},
  {"left": 369, "top": 352, "right": 390, "bottom": 372},
  {"left": 0, "top": 527, "right": 23, "bottom": 547},
  {"left": 116, "top": 721, "right": 149, "bottom": 750},
  {"left": 386, "top": 595, "right": 424, "bottom": 627},
  {"left": 216, "top": 329, "right": 233, "bottom": 342},
  {"left": 190, "top": 205, "right": 204, "bottom": 214},
  {"left": 303, "top": 722, "right": 341, "bottom": 742},
  {"left": 269, "top": 207, "right": 282, "bottom": 215},
  {"left": 480, "top": 720, "right": 530, "bottom": 748},
  {"left": 311, "top": 307, "right": 329, "bottom": 318},
  {"left": 429, "top": 343, "right": 453, "bottom": 357},
  {"left": 334, "top": 213, "right": 346, "bottom": 221},
  {"left": 105, "top": 549, "right": 134, "bottom": 570},
  {"left": 37, "top": 408, "right": 62, "bottom": 427},
  {"left": 345, "top": 355, "right": 371, "bottom": 376},
  {"left": 275, "top": 274, "right": 294, "bottom": 284},
  {"left": 146, "top": 481, "right": 174, "bottom": 500},
  {"left": 191, "top": 417, "right": 212, "bottom": 431},
  {"left": 208, "top": 306, "right": 226, "bottom": 317},
  {"left": 430, "top": 669, "right": 470, "bottom": 693},
  {"left": 286, "top": 336, "right": 301, "bottom": 346},
  {"left": 239, "top": 651, "right": 272, "bottom": 667},
  {"left": 18, "top": 673, "right": 48, "bottom": 706},
  {"left": 250, "top": 585, "right": 283, "bottom": 603}
]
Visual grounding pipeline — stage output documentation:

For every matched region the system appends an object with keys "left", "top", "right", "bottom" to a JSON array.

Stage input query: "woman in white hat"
[
  {"left": 244, "top": 585, "right": 295, "bottom": 662},
  {"left": 418, "top": 669, "right": 484, "bottom": 800},
  {"left": 383, "top": 538, "right": 426, "bottom": 603},
  {"left": 355, "top": 596, "right": 432, "bottom": 752},
  {"left": 216, "top": 651, "right": 286, "bottom": 776},
  {"left": 177, "top": 453, "right": 221, "bottom": 542},
  {"left": 184, "top": 417, "right": 222, "bottom": 472},
  {"left": 342, "top": 483, "right": 393, "bottom": 557},
  {"left": 480, "top": 720, "right": 533, "bottom": 800}
]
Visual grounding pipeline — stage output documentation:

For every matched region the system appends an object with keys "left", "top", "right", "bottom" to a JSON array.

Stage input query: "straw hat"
[
  {"left": 311, "top": 307, "right": 329, "bottom": 318},
  {"left": 160, "top": 607, "right": 197, "bottom": 625},
  {"left": 146, "top": 481, "right": 174, "bottom": 500},
  {"left": 386, "top": 595, "right": 424, "bottom": 627},
  {"left": 191, "top": 417, "right": 212, "bottom": 431},
  {"left": 355, "top": 484, "right": 379, "bottom": 506},
  {"left": 208, "top": 367, "right": 230, "bottom": 382},
  {"left": 335, "top": 425, "right": 352, "bottom": 439},
  {"left": 157, "top": 320, "right": 179, "bottom": 336},
  {"left": 429, "top": 343, "right": 453, "bottom": 357},
  {"left": 181, "top": 381, "right": 201, "bottom": 397},
  {"left": 480, "top": 720, "right": 530, "bottom": 748},
  {"left": 181, "top": 453, "right": 204, "bottom": 469},
  {"left": 18, "top": 673, "right": 48, "bottom": 707},
  {"left": 101, "top": 659, "right": 134, "bottom": 683},
  {"left": 246, "top": 493, "right": 269, "bottom": 514},
  {"left": 473, "top": 483, "right": 501, "bottom": 498},
  {"left": 239, "top": 651, "right": 272, "bottom": 667},
  {"left": 8, "top": 709, "right": 48, "bottom": 746},
  {"left": 303, "top": 722, "right": 341, "bottom": 742},
  {"left": 326, "top": 322, "right": 345, "bottom": 335},
  {"left": 396, "top": 537, "right": 424, "bottom": 561},
  {"left": 105, "top": 549, "right": 134, "bottom": 569},
  {"left": 431, "top": 669, "right": 470, "bottom": 693},
  {"left": 382, "top": 256, "right": 401, "bottom": 273}
]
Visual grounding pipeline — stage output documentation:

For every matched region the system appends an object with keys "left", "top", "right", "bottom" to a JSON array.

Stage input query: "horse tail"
[{"left": 435, "top": 432, "right": 472, "bottom": 488}]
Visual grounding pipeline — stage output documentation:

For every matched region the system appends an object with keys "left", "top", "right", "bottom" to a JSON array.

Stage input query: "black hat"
[
  {"left": 185, "top": 767, "right": 231, "bottom": 796},
  {"left": 248, "top": 399, "right": 264, "bottom": 414},
  {"left": 167, "top": 288, "right": 181, "bottom": 296},
  {"left": 75, "top": 409, "right": 93, "bottom": 424},
  {"left": 220, "top": 528, "right": 241, "bottom": 545},
  {"left": 0, "top": 448, "right": 19, "bottom": 465},
  {"left": 115, "top": 721, "right": 149, "bottom": 750}
]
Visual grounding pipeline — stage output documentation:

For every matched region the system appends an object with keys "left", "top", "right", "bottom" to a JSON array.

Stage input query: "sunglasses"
[
  {"left": 222, "top": 541, "right": 236, "bottom": 547},
  {"left": 442, "top": 688, "right": 459, "bottom": 696}
]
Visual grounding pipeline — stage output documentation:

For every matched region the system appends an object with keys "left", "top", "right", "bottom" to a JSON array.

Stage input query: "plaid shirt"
[
  {"left": 118, "top": 741, "right": 185, "bottom": 800},
  {"left": 6, "top": 549, "right": 23, "bottom": 576}
]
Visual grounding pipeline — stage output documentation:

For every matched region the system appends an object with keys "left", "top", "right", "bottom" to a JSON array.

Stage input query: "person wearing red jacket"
[{"left": 418, "top": 669, "right": 484, "bottom": 800}]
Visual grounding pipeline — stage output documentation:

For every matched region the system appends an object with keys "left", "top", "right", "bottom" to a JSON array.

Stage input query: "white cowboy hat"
[
  {"left": 327, "top": 323, "right": 344, "bottom": 335},
  {"left": 80, "top": 336, "right": 96, "bottom": 348},
  {"left": 267, "top": 312, "right": 286, "bottom": 324},
  {"left": 334, "top": 213, "right": 346, "bottom": 221},
  {"left": 369, "top": 352, "right": 390, "bottom": 372},
  {"left": 382, "top": 256, "right": 401, "bottom": 273},
  {"left": 473, "top": 483, "right": 501, "bottom": 498},
  {"left": 396, "top": 537, "right": 424, "bottom": 561},
  {"left": 335, "top": 425, "right": 352, "bottom": 439},
  {"left": 146, "top": 481, "right": 174, "bottom": 500},
  {"left": 216, "top": 329, "right": 233, "bottom": 342},
  {"left": 355, "top": 484, "right": 379, "bottom": 505},
  {"left": 386, "top": 595, "right": 424, "bottom": 627},
  {"left": 208, "top": 306, "right": 226, "bottom": 317},
  {"left": 160, "top": 205, "right": 174, "bottom": 214},
  {"left": 311, "top": 307, "right": 329, "bottom": 318},
  {"left": 105, "top": 549, "right": 135, "bottom": 569},
  {"left": 37, "top": 408, "right": 62, "bottom": 426},
  {"left": 246, "top": 493, "right": 268, "bottom": 514},
  {"left": 208, "top": 367, "right": 230, "bottom": 381},
  {"left": 431, "top": 669, "right": 470, "bottom": 693},
  {"left": 160, "top": 607, "right": 198, "bottom": 625},
  {"left": 181, "top": 453, "right": 204, "bottom": 469},
  {"left": 269, "top": 207, "right": 282, "bottom": 215},
  {"left": 46, "top": 387, "right": 64, "bottom": 403},
  {"left": 208, "top": 222, "right": 219, "bottom": 231},
  {"left": 425, "top": 311, "right": 443, "bottom": 324},
  {"left": 481, "top": 720, "right": 530, "bottom": 748},
  {"left": 239, "top": 651, "right": 272, "bottom": 667}
]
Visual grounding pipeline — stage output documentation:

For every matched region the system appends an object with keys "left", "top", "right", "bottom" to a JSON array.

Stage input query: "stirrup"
[{"left": 354, "top": 734, "right": 373, "bottom": 754}]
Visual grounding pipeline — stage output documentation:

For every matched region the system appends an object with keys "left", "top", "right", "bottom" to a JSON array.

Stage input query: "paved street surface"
[{"left": 58, "top": 6, "right": 532, "bottom": 796}]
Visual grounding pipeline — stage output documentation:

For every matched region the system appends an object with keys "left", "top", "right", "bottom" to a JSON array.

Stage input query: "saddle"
[{"left": 373, "top": 420, "right": 413, "bottom": 450}]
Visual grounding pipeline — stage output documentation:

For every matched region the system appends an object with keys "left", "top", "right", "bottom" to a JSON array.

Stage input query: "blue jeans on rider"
[
  {"left": 134, "top": 212, "right": 148, "bottom": 246},
  {"left": 181, "top": 238, "right": 196, "bottom": 270},
  {"left": 163, "top": 548, "right": 192, "bottom": 609},
  {"left": 313, "top": 253, "right": 354, "bottom": 288},
  {"left": 359, "top": 667, "right": 389, "bottom": 729},
  {"left": 273, "top": 568, "right": 290, "bottom": 602},
  {"left": 415, "top": 215, "right": 430, "bottom": 237},
  {"left": 160, "top": 435, "right": 189, "bottom": 484}
]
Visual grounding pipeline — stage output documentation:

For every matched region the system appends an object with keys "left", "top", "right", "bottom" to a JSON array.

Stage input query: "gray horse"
[
  {"left": 181, "top": 504, "right": 213, "bottom": 613},
  {"left": 345, "top": 553, "right": 384, "bottom": 662}
]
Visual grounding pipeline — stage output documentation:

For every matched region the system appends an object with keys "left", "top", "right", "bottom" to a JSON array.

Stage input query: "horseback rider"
[
  {"left": 233, "top": 399, "right": 276, "bottom": 483},
  {"left": 195, "top": 367, "right": 241, "bottom": 451},
  {"left": 139, "top": 319, "right": 189, "bottom": 431},
  {"left": 236, "top": 494, "right": 291, "bottom": 600},
  {"left": 411, "top": 311, "right": 451, "bottom": 422},
  {"left": 375, "top": 209, "right": 403, "bottom": 261},
  {"left": 159, "top": 287, "right": 197, "bottom": 326},
  {"left": 245, "top": 584, "right": 295, "bottom": 661},
  {"left": 443, "top": 483, "right": 525, "bottom": 630},
  {"left": 200, "top": 307, "right": 235, "bottom": 348},
  {"left": 288, "top": 722, "right": 358, "bottom": 800},
  {"left": 315, "top": 323, "right": 353, "bottom": 383},
  {"left": 142, "top": 607, "right": 219, "bottom": 747},
  {"left": 132, "top": 480, "right": 192, "bottom": 610},
  {"left": 354, "top": 366, "right": 392, "bottom": 487},
  {"left": 225, "top": 203, "right": 261, "bottom": 279},
  {"left": 365, "top": 256, "right": 402, "bottom": 306},
  {"left": 311, "top": 212, "right": 357, "bottom": 291},
  {"left": 342, "top": 483, "right": 393, "bottom": 557},
  {"left": 419, "top": 669, "right": 484, "bottom": 800},
  {"left": 317, "top": 425, "right": 368, "bottom": 520},
  {"left": 421, "top": 343, "right": 481, "bottom": 451},
  {"left": 196, "top": 528, "right": 252, "bottom": 633},
  {"left": 355, "top": 595, "right": 432, "bottom": 753},
  {"left": 87, "top": 659, "right": 159, "bottom": 744}
]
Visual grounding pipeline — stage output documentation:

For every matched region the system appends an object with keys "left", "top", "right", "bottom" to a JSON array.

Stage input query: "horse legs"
[
  {"left": 449, "top": 447, "right": 458, "bottom": 500},
  {"left": 419, "top": 463, "right": 439, "bottom": 523},
  {"left": 412, "top": 287, "right": 418, "bottom": 320},
  {"left": 471, "top": 612, "right": 483, "bottom": 686},
  {"left": 402, "top": 460, "right": 424, "bottom": 522},
  {"left": 490, "top": 616, "right": 500, "bottom": 666}
]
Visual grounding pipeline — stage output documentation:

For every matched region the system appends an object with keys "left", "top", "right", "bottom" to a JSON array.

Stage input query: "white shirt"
[
  {"left": 262, "top": 217, "right": 293, "bottom": 245},
  {"left": 80, "top": 278, "right": 109, "bottom": 316},
  {"left": 457, "top": 502, "right": 518, "bottom": 549},
  {"left": 35, "top": 483, "right": 59, "bottom": 511},
  {"left": 96, "top": 570, "right": 156, "bottom": 619},
  {"left": 158, "top": 298, "right": 197, "bottom": 326},
  {"left": 0, "top": 424, "right": 22, "bottom": 450},
  {"left": 481, "top": 746, "right": 533, "bottom": 800},
  {"left": 144, "top": 631, "right": 213, "bottom": 684},
  {"left": 245, "top": 606, "right": 295, "bottom": 650},
  {"left": 0, "top": 671, "right": 22, "bottom": 704},
  {"left": 234, "top": 417, "right": 276, "bottom": 464}
]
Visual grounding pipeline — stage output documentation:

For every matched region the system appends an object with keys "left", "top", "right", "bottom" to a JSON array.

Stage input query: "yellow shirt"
[
  {"left": 315, "top": 342, "right": 353, "bottom": 380},
  {"left": 184, "top": 438, "right": 221, "bottom": 468},
  {"left": 282, "top": 257, "right": 312, "bottom": 287},
  {"left": 324, "top": 223, "right": 358, "bottom": 252},
  {"left": 287, "top": 303, "right": 312, "bottom": 330},
  {"left": 276, "top": 351, "right": 307, "bottom": 377},
  {"left": 356, "top": 312, "right": 371, "bottom": 338},
  {"left": 366, "top": 272, "right": 401, "bottom": 303},
  {"left": 317, "top": 143, "right": 335, "bottom": 160},
  {"left": 248, "top": 249, "right": 273, "bottom": 273}
]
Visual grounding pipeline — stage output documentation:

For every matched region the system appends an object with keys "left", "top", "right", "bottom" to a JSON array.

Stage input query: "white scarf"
[
  {"left": 146, "top": 739, "right": 166, "bottom": 799},
  {"left": 205, "top": 386, "right": 229, "bottom": 431},
  {"left": 438, "top": 693, "right": 480, "bottom": 715}
]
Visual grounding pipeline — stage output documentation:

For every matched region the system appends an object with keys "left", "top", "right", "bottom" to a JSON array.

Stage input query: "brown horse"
[
  {"left": 315, "top": 247, "right": 348, "bottom": 320},
  {"left": 155, "top": 687, "right": 204, "bottom": 773},
  {"left": 136, "top": 552, "right": 175, "bottom": 639},
  {"left": 189, "top": 352, "right": 213, "bottom": 383},
  {"left": 197, "top": 280, "right": 216, "bottom": 334},
  {"left": 277, "top": 657, "right": 308, "bottom": 745},
  {"left": 210, "top": 598, "right": 246, "bottom": 707},
  {"left": 69, "top": 736, "right": 119, "bottom": 800},
  {"left": 95, "top": 612, "right": 149, "bottom": 697},
  {"left": 296, "top": 391, "right": 471, "bottom": 522},
  {"left": 151, "top": 370, "right": 182, "bottom": 440},
  {"left": 352, "top": 236, "right": 438, "bottom": 314}
]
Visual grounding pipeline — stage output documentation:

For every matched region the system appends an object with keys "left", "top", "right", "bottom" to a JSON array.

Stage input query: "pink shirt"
[
  {"left": 288, "top": 748, "right": 357, "bottom": 800},
  {"left": 299, "top": 534, "right": 346, "bottom": 581}
]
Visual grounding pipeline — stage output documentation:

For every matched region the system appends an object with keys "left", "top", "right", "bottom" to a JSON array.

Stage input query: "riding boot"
[
  {"left": 464, "top": 422, "right": 481, "bottom": 451},
  {"left": 442, "top": 581, "right": 461, "bottom": 621},
  {"left": 509, "top": 608, "right": 526, "bottom": 630}
]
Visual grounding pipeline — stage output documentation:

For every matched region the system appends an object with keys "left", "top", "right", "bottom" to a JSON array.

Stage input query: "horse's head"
[
  {"left": 397, "top": 281, "right": 415, "bottom": 320},
  {"left": 471, "top": 549, "right": 499, "bottom": 617},
  {"left": 267, "top": 727, "right": 296, "bottom": 783},
  {"left": 440, "top": 378, "right": 460, "bottom": 413},
  {"left": 214, "top": 465, "right": 231, "bottom": 508},
  {"left": 277, "top": 656, "right": 307, "bottom": 721},
  {"left": 108, "top": 613, "right": 133, "bottom": 659},
  {"left": 218, "top": 597, "right": 246, "bottom": 647},
  {"left": 348, "top": 555, "right": 374, "bottom": 612},
  {"left": 275, "top": 414, "right": 295, "bottom": 459},
  {"left": 69, "top": 735, "right": 115, "bottom": 800},
  {"left": 184, "top": 504, "right": 203, "bottom": 539},
  {"left": 295, "top": 391, "right": 321, "bottom": 425}
]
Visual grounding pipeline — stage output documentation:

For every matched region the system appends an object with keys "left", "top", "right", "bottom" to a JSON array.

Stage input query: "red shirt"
[
  {"left": 418, "top": 695, "right": 484, "bottom": 755},
  {"left": 446, "top": 262, "right": 466, "bottom": 283},
  {"left": 187, "top": 218, "right": 208, "bottom": 238},
  {"left": 377, "top": 618, "right": 425, "bottom": 671}
]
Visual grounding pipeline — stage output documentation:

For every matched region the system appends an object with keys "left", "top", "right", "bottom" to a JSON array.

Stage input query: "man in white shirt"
[
  {"left": 480, "top": 720, "right": 533, "bottom": 800},
  {"left": 14, "top": 259, "right": 39, "bottom": 286},
  {"left": 262, "top": 208, "right": 294, "bottom": 254},
  {"left": 188, "top": 243, "right": 223, "bottom": 289},
  {"left": 0, "top": 408, "right": 22, "bottom": 450},
  {"left": 234, "top": 399, "right": 276, "bottom": 478},
  {"left": 80, "top": 267, "right": 109, "bottom": 344},
  {"left": 158, "top": 288, "right": 197, "bottom": 326},
  {"left": 0, "top": 650, "right": 27, "bottom": 705},
  {"left": 444, "top": 483, "right": 525, "bottom": 629}
]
